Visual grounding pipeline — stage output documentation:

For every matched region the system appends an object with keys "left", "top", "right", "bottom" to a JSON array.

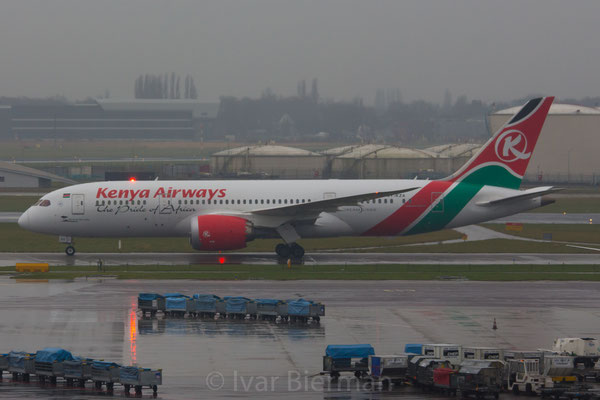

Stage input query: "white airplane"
[{"left": 19, "top": 97, "right": 558, "bottom": 258}]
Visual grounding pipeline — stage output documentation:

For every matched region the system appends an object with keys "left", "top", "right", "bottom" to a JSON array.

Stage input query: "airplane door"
[
  {"left": 156, "top": 195, "right": 173, "bottom": 227},
  {"left": 72, "top": 194, "right": 85, "bottom": 215}
]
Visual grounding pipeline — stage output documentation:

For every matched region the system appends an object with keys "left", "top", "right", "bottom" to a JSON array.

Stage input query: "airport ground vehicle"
[
  {"left": 462, "top": 347, "right": 504, "bottom": 361},
  {"left": 322, "top": 344, "right": 375, "bottom": 379},
  {"left": 164, "top": 293, "right": 193, "bottom": 317},
  {"left": 34, "top": 348, "right": 74, "bottom": 384},
  {"left": 119, "top": 366, "right": 162, "bottom": 395},
  {"left": 193, "top": 294, "right": 221, "bottom": 317},
  {"left": 368, "top": 355, "right": 409, "bottom": 387},
  {"left": 91, "top": 360, "right": 121, "bottom": 391},
  {"left": 454, "top": 360, "right": 504, "bottom": 399},
  {"left": 507, "top": 359, "right": 544, "bottom": 395},
  {"left": 137, "top": 293, "right": 165, "bottom": 316},
  {"left": 63, "top": 358, "right": 94, "bottom": 387},
  {"left": 8, "top": 351, "right": 36, "bottom": 381},
  {"left": 553, "top": 337, "right": 600, "bottom": 382},
  {"left": 416, "top": 358, "right": 453, "bottom": 387}
]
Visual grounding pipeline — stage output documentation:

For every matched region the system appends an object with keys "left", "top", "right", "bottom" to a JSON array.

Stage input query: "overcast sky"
[{"left": 1, "top": 0, "right": 599, "bottom": 104}]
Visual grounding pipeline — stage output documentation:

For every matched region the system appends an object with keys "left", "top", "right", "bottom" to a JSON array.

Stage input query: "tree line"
[{"left": 134, "top": 73, "right": 197, "bottom": 99}]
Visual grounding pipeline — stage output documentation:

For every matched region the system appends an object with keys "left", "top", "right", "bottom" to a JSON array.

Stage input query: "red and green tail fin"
[{"left": 446, "top": 96, "right": 554, "bottom": 189}]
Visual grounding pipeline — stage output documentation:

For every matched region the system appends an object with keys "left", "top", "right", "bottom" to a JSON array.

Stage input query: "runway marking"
[{"left": 567, "top": 244, "right": 600, "bottom": 252}]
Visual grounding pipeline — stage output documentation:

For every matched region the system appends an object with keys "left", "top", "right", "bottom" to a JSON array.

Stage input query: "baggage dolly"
[
  {"left": 8, "top": 351, "right": 36, "bottom": 381},
  {"left": 91, "top": 361, "right": 121, "bottom": 391},
  {"left": 120, "top": 366, "right": 162, "bottom": 395}
]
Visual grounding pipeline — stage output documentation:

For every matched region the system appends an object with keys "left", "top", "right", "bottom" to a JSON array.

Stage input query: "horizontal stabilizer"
[{"left": 476, "top": 186, "right": 562, "bottom": 207}]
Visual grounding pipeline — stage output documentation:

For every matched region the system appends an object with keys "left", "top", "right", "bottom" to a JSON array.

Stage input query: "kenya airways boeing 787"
[{"left": 19, "top": 97, "right": 557, "bottom": 258}]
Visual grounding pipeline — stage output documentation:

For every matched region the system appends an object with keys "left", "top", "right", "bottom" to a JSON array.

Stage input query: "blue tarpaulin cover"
[
  {"left": 325, "top": 345, "right": 375, "bottom": 359},
  {"left": 164, "top": 293, "right": 188, "bottom": 298},
  {"left": 35, "top": 348, "right": 74, "bottom": 363},
  {"left": 194, "top": 294, "right": 219, "bottom": 311},
  {"left": 138, "top": 293, "right": 164, "bottom": 301},
  {"left": 226, "top": 297, "right": 250, "bottom": 313},
  {"left": 166, "top": 297, "right": 188, "bottom": 310},
  {"left": 404, "top": 344, "right": 423, "bottom": 354},
  {"left": 8, "top": 351, "right": 34, "bottom": 368},
  {"left": 92, "top": 360, "right": 120, "bottom": 370},
  {"left": 287, "top": 299, "right": 311, "bottom": 316},
  {"left": 120, "top": 366, "right": 142, "bottom": 382},
  {"left": 256, "top": 299, "right": 280, "bottom": 305}
]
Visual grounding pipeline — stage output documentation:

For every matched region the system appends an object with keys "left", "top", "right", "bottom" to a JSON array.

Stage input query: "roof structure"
[
  {"left": 96, "top": 99, "right": 220, "bottom": 119},
  {"left": 0, "top": 161, "right": 76, "bottom": 184},
  {"left": 426, "top": 143, "right": 481, "bottom": 158},
  {"left": 212, "top": 145, "right": 319, "bottom": 157},
  {"left": 332, "top": 144, "right": 437, "bottom": 159}
]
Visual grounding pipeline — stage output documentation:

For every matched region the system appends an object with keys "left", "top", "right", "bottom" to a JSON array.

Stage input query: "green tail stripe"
[{"left": 407, "top": 166, "right": 521, "bottom": 235}]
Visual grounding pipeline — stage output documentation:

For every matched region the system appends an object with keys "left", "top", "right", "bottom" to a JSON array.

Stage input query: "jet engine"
[{"left": 190, "top": 215, "right": 254, "bottom": 251}]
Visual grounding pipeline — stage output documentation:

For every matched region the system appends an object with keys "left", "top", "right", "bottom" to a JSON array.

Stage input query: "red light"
[
  {"left": 129, "top": 177, "right": 136, "bottom": 182},
  {"left": 218, "top": 257, "right": 225, "bottom": 264}
]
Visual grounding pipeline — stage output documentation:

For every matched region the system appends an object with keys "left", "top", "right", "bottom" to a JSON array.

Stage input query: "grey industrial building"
[
  {"left": 0, "top": 99, "right": 218, "bottom": 140},
  {"left": 0, "top": 161, "right": 76, "bottom": 188}
]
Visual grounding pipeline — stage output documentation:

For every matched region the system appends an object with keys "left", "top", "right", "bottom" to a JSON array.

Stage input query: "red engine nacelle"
[{"left": 190, "top": 215, "right": 254, "bottom": 251}]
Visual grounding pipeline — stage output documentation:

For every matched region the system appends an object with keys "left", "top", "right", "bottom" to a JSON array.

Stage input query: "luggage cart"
[
  {"left": 120, "top": 366, "right": 162, "bottom": 395},
  {"left": 215, "top": 299, "right": 227, "bottom": 317},
  {"left": 34, "top": 347, "right": 74, "bottom": 384},
  {"left": 224, "top": 297, "right": 251, "bottom": 319},
  {"left": 164, "top": 294, "right": 193, "bottom": 317},
  {"left": 246, "top": 300, "right": 257, "bottom": 318},
  {"left": 63, "top": 358, "right": 94, "bottom": 387},
  {"left": 91, "top": 361, "right": 121, "bottom": 391},
  {"left": 322, "top": 344, "right": 375, "bottom": 379},
  {"left": 256, "top": 299, "right": 281, "bottom": 320},
  {"left": 137, "top": 293, "right": 165, "bottom": 316},
  {"left": 193, "top": 294, "right": 220, "bottom": 318},
  {"left": 309, "top": 302, "right": 325, "bottom": 322},
  {"left": 8, "top": 351, "right": 36, "bottom": 381},
  {"left": 288, "top": 299, "right": 311, "bottom": 323},
  {"left": 0, "top": 354, "right": 8, "bottom": 376},
  {"left": 277, "top": 301, "right": 289, "bottom": 321}
]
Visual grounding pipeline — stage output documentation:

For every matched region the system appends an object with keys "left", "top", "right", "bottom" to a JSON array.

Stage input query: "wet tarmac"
[
  {"left": 1, "top": 278, "right": 599, "bottom": 399},
  {"left": 1, "top": 251, "right": 600, "bottom": 267}
]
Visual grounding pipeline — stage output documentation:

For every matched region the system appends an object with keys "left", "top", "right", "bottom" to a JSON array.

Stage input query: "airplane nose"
[{"left": 18, "top": 210, "right": 30, "bottom": 229}]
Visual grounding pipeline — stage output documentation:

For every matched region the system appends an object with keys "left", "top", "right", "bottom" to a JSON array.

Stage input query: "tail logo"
[{"left": 495, "top": 130, "right": 531, "bottom": 162}]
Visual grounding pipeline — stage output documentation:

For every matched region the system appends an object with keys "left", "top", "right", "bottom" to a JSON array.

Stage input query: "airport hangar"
[
  {"left": 489, "top": 103, "right": 600, "bottom": 184},
  {"left": 0, "top": 161, "right": 75, "bottom": 188}
]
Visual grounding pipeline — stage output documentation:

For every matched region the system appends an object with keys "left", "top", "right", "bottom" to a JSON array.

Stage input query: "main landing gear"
[{"left": 275, "top": 243, "right": 305, "bottom": 259}]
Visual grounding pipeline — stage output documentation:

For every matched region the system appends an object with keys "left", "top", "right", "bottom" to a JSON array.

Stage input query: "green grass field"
[
  {"left": 482, "top": 223, "right": 600, "bottom": 244},
  {"left": 7, "top": 264, "right": 600, "bottom": 281},
  {"left": 532, "top": 196, "right": 600, "bottom": 213}
]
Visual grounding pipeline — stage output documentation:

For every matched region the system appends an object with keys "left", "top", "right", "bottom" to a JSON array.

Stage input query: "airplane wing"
[
  {"left": 252, "top": 187, "right": 419, "bottom": 217},
  {"left": 476, "top": 186, "right": 562, "bottom": 207}
]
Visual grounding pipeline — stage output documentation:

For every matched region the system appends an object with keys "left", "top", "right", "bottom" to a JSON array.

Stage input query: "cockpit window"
[{"left": 39, "top": 200, "right": 51, "bottom": 207}]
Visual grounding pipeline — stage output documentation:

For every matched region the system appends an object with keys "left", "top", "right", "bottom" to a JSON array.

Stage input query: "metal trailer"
[
  {"left": 415, "top": 358, "right": 453, "bottom": 387},
  {"left": 164, "top": 295, "right": 194, "bottom": 317},
  {"left": 462, "top": 347, "right": 504, "bottom": 361},
  {"left": 455, "top": 360, "right": 505, "bottom": 399},
  {"left": 309, "top": 302, "right": 325, "bottom": 322},
  {"left": 407, "top": 355, "right": 435, "bottom": 383},
  {"left": 422, "top": 343, "right": 462, "bottom": 366},
  {"left": 256, "top": 299, "right": 281, "bottom": 320},
  {"left": 369, "top": 354, "right": 409, "bottom": 387},
  {"left": 34, "top": 347, "right": 74, "bottom": 384},
  {"left": 405, "top": 344, "right": 423, "bottom": 355},
  {"left": 0, "top": 354, "right": 8, "bottom": 376},
  {"left": 8, "top": 351, "right": 36, "bottom": 381},
  {"left": 120, "top": 366, "right": 162, "bottom": 395},
  {"left": 322, "top": 344, "right": 375, "bottom": 379},
  {"left": 287, "top": 299, "right": 313, "bottom": 323},
  {"left": 216, "top": 299, "right": 227, "bottom": 317},
  {"left": 137, "top": 293, "right": 165, "bottom": 316},
  {"left": 91, "top": 361, "right": 121, "bottom": 391},
  {"left": 193, "top": 294, "right": 220, "bottom": 318},
  {"left": 63, "top": 359, "right": 94, "bottom": 387},
  {"left": 246, "top": 300, "right": 257, "bottom": 318},
  {"left": 224, "top": 297, "right": 251, "bottom": 319},
  {"left": 277, "top": 302, "right": 288, "bottom": 321}
]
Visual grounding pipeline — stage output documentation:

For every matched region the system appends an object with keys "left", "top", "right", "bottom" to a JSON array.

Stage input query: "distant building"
[
  {"left": 489, "top": 103, "right": 600, "bottom": 184},
  {"left": 0, "top": 161, "right": 75, "bottom": 188},
  {"left": 1, "top": 99, "right": 219, "bottom": 140}
]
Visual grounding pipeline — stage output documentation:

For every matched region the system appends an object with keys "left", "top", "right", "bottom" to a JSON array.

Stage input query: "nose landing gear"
[
  {"left": 275, "top": 243, "right": 305, "bottom": 259},
  {"left": 65, "top": 245, "right": 76, "bottom": 256}
]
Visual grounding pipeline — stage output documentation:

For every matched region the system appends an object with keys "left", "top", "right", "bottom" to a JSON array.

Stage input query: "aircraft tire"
[
  {"left": 65, "top": 245, "right": 76, "bottom": 256},
  {"left": 275, "top": 243, "right": 291, "bottom": 258},
  {"left": 290, "top": 243, "right": 305, "bottom": 258}
]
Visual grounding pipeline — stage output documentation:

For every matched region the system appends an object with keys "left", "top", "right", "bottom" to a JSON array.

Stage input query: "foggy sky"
[{"left": 1, "top": 0, "right": 599, "bottom": 104}]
